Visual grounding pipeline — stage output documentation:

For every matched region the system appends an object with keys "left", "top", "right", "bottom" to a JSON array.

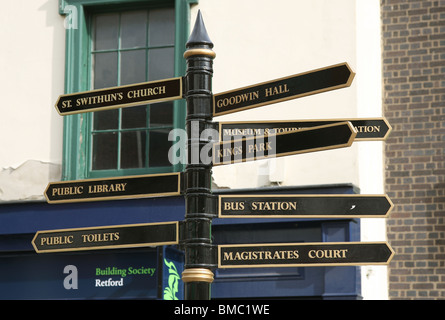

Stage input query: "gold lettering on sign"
[
  {"left": 81, "top": 232, "right": 120, "bottom": 243},
  {"left": 223, "top": 250, "right": 300, "bottom": 261},
  {"left": 251, "top": 201, "right": 297, "bottom": 211},
  {"left": 88, "top": 183, "right": 128, "bottom": 194},
  {"left": 308, "top": 249, "right": 348, "bottom": 259},
  {"left": 354, "top": 125, "right": 381, "bottom": 133},
  {"left": 216, "top": 91, "right": 260, "bottom": 108},
  {"left": 40, "top": 235, "right": 74, "bottom": 246},
  {"left": 76, "top": 93, "right": 124, "bottom": 106},
  {"left": 264, "top": 84, "right": 290, "bottom": 97},
  {"left": 52, "top": 186, "right": 83, "bottom": 196},
  {"left": 127, "top": 86, "right": 166, "bottom": 99}
]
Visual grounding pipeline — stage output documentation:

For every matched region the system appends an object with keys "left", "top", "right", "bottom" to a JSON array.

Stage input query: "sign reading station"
[
  {"left": 219, "top": 194, "right": 394, "bottom": 218},
  {"left": 45, "top": 172, "right": 181, "bottom": 203},
  {"left": 213, "top": 122, "right": 356, "bottom": 166},
  {"left": 32, "top": 221, "right": 179, "bottom": 253},
  {"left": 55, "top": 77, "right": 183, "bottom": 115},
  {"left": 218, "top": 242, "right": 394, "bottom": 268},
  {"left": 219, "top": 118, "right": 392, "bottom": 142},
  {"left": 213, "top": 63, "right": 355, "bottom": 116}
]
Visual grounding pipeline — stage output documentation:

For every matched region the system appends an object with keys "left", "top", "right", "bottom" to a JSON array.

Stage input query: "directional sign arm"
[
  {"left": 213, "top": 121, "right": 357, "bottom": 166},
  {"left": 218, "top": 242, "right": 394, "bottom": 268},
  {"left": 218, "top": 194, "right": 393, "bottom": 218},
  {"left": 218, "top": 118, "right": 392, "bottom": 142},
  {"left": 213, "top": 63, "right": 355, "bottom": 116},
  {"left": 55, "top": 77, "right": 183, "bottom": 116},
  {"left": 32, "top": 221, "right": 179, "bottom": 253}
]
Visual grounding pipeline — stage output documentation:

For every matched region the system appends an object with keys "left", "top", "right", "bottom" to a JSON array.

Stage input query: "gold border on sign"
[
  {"left": 32, "top": 221, "right": 179, "bottom": 253},
  {"left": 218, "top": 117, "right": 392, "bottom": 142},
  {"left": 217, "top": 194, "right": 394, "bottom": 218},
  {"left": 213, "top": 122, "right": 357, "bottom": 166},
  {"left": 55, "top": 77, "right": 183, "bottom": 116},
  {"left": 44, "top": 172, "right": 181, "bottom": 204},
  {"left": 212, "top": 62, "right": 355, "bottom": 117},
  {"left": 217, "top": 241, "right": 395, "bottom": 269}
]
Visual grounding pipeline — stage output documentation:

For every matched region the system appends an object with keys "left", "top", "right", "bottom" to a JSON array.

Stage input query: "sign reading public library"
[
  {"left": 55, "top": 77, "right": 182, "bottom": 115},
  {"left": 219, "top": 194, "right": 394, "bottom": 218},
  {"left": 218, "top": 242, "right": 394, "bottom": 268},
  {"left": 32, "top": 221, "right": 178, "bottom": 253},
  {"left": 44, "top": 172, "right": 180, "bottom": 203}
]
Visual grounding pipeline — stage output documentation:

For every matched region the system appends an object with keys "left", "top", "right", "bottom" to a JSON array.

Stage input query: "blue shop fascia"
[{"left": 0, "top": 183, "right": 361, "bottom": 300}]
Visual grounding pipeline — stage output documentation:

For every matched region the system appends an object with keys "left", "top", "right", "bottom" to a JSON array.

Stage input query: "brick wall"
[{"left": 381, "top": 0, "right": 445, "bottom": 299}]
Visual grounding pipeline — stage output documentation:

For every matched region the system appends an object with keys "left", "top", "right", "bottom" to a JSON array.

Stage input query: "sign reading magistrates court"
[
  {"left": 55, "top": 77, "right": 182, "bottom": 115},
  {"left": 32, "top": 221, "right": 179, "bottom": 253},
  {"left": 218, "top": 242, "right": 394, "bottom": 268}
]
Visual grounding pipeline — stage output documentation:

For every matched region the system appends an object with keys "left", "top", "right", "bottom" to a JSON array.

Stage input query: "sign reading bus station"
[
  {"left": 32, "top": 221, "right": 179, "bottom": 253},
  {"left": 219, "top": 194, "right": 394, "bottom": 218},
  {"left": 218, "top": 242, "right": 394, "bottom": 268}
]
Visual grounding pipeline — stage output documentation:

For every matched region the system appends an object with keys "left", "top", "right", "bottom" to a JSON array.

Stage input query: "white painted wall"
[
  {"left": 194, "top": 0, "right": 388, "bottom": 299},
  {"left": 0, "top": 0, "right": 65, "bottom": 200}
]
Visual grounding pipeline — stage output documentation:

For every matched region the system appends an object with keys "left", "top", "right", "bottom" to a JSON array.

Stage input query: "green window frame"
[{"left": 59, "top": 0, "right": 197, "bottom": 180}]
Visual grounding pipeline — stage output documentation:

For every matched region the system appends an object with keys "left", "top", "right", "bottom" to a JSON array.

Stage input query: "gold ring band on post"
[{"left": 182, "top": 268, "right": 214, "bottom": 283}]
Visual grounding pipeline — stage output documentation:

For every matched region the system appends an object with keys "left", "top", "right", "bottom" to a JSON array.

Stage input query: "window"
[
  {"left": 90, "top": 9, "right": 175, "bottom": 174},
  {"left": 61, "top": 0, "right": 195, "bottom": 180}
]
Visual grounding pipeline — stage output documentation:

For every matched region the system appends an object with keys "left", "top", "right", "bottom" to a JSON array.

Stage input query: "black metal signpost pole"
[{"left": 181, "top": 11, "right": 217, "bottom": 300}]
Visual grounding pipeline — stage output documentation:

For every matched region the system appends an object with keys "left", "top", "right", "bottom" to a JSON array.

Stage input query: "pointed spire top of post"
[{"left": 186, "top": 10, "right": 214, "bottom": 49}]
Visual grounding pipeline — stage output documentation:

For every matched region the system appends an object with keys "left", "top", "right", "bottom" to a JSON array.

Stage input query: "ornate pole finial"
[{"left": 184, "top": 10, "right": 216, "bottom": 59}]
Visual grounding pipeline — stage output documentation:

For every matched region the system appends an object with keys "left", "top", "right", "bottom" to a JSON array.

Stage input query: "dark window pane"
[
  {"left": 94, "top": 14, "right": 119, "bottom": 50},
  {"left": 121, "top": 11, "right": 147, "bottom": 48},
  {"left": 150, "top": 102, "right": 173, "bottom": 127},
  {"left": 93, "top": 52, "right": 118, "bottom": 89},
  {"left": 122, "top": 105, "right": 147, "bottom": 129},
  {"left": 149, "top": 129, "right": 172, "bottom": 167},
  {"left": 93, "top": 109, "right": 119, "bottom": 130},
  {"left": 148, "top": 8, "right": 175, "bottom": 46},
  {"left": 148, "top": 47, "right": 174, "bottom": 80},
  {"left": 121, "top": 131, "right": 147, "bottom": 168},
  {"left": 92, "top": 133, "right": 118, "bottom": 170},
  {"left": 120, "top": 49, "right": 146, "bottom": 85}
]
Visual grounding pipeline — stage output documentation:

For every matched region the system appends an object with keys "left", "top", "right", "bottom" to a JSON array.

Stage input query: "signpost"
[
  {"left": 55, "top": 77, "right": 183, "bottom": 115},
  {"left": 213, "top": 62, "right": 355, "bottom": 116},
  {"left": 32, "top": 221, "right": 178, "bottom": 253},
  {"left": 218, "top": 194, "right": 394, "bottom": 218},
  {"left": 44, "top": 172, "right": 181, "bottom": 203},
  {"left": 218, "top": 242, "right": 394, "bottom": 268},
  {"left": 42, "top": 11, "right": 393, "bottom": 300},
  {"left": 213, "top": 121, "right": 356, "bottom": 165},
  {"left": 218, "top": 118, "right": 392, "bottom": 142}
]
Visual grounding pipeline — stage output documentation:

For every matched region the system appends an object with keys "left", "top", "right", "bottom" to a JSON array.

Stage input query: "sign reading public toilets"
[{"left": 32, "top": 221, "right": 179, "bottom": 253}]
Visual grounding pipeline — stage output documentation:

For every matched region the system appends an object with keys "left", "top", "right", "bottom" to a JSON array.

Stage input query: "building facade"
[
  {"left": 382, "top": 0, "right": 445, "bottom": 299},
  {"left": 1, "top": 0, "right": 441, "bottom": 300}
]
